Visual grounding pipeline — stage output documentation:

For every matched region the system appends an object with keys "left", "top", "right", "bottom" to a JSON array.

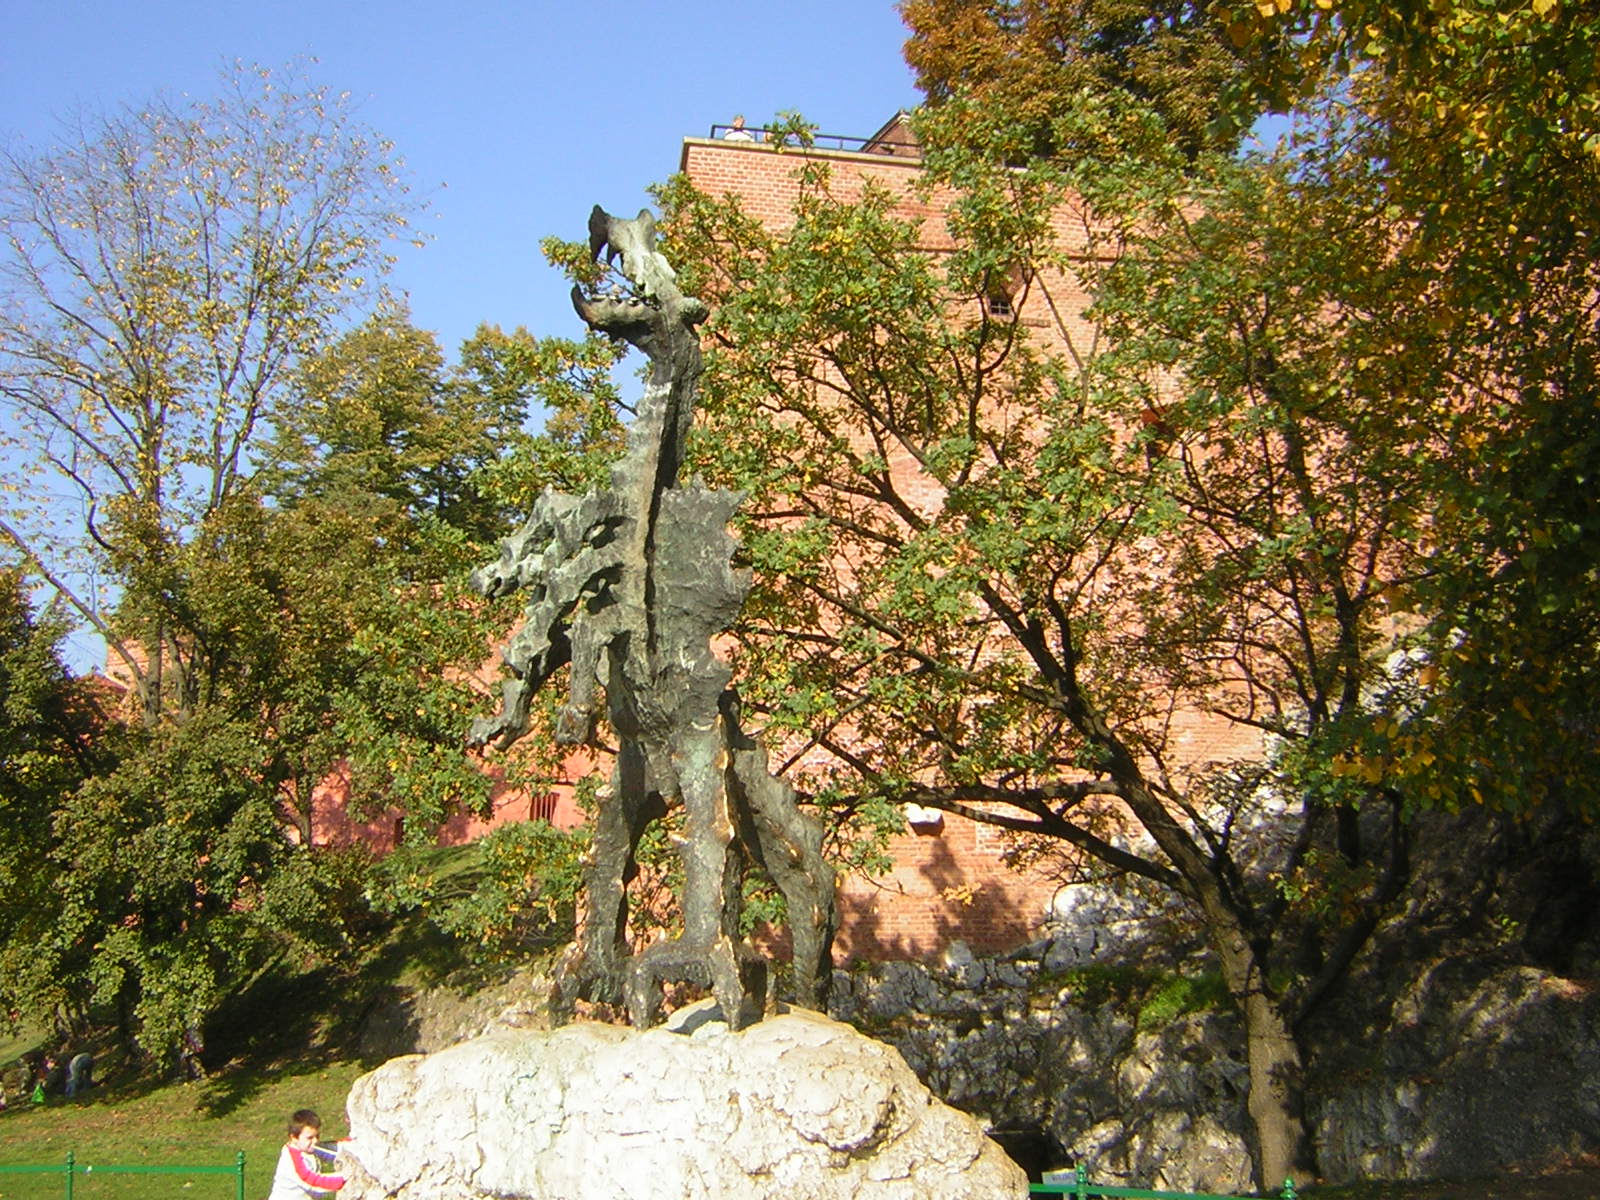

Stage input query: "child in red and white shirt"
[{"left": 268, "top": 1109, "right": 345, "bottom": 1199}]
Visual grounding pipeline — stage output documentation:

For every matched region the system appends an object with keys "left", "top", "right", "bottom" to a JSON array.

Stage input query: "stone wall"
[
  {"left": 827, "top": 802, "right": 1600, "bottom": 1189},
  {"left": 355, "top": 935, "right": 1600, "bottom": 1191},
  {"left": 356, "top": 802, "right": 1600, "bottom": 1188},
  {"left": 831, "top": 943, "right": 1256, "bottom": 1194}
]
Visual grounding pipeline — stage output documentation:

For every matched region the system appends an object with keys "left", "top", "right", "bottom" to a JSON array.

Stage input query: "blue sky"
[
  {"left": 1, "top": 0, "right": 923, "bottom": 355},
  {"left": 0, "top": 1, "right": 923, "bottom": 670}
]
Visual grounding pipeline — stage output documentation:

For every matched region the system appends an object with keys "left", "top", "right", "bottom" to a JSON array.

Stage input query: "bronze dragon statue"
[{"left": 470, "top": 207, "right": 836, "bottom": 1029}]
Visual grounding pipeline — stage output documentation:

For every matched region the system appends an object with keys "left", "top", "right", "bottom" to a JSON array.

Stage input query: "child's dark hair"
[{"left": 288, "top": 1109, "right": 321, "bottom": 1138}]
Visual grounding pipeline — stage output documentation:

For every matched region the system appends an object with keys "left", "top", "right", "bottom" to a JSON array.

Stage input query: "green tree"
[
  {"left": 642, "top": 64, "right": 1594, "bottom": 1174},
  {"left": 1215, "top": 0, "right": 1600, "bottom": 811},
  {"left": 654, "top": 158, "right": 1317, "bottom": 1186},
  {"left": 901, "top": 0, "right": 1254, "bottom": 159},
  {"left": 418, "top": 819, "right": 588, "bottom": 963},
  {"left": 0, "top": 71, "right": 545, "bottom": 1058},
  {"left": 271, "top": 304, "right": 533, "bottom": 541},
  {"left": 33, "top": 475, "right": 504, "bottom": 1060},
  {"left": 454, "top": 320, "right": 631, "bottom": 508},
  {"left": 268, "top": 314, "right": 636, "bottom": 961},
  {"left": 0, "top": 569, "right": 105, "bottom": 1035},
  {"left": 642, "top": 2, "right": 1600, "bottom": 1182}
]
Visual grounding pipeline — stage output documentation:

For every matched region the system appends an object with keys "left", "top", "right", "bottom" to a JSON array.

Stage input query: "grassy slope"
[
  {"left": 0, "top": 855, "right": 480, "bottom": 1200},
  {"left": 0, "top": 1058, "right": 365, "bottom": 1200}
]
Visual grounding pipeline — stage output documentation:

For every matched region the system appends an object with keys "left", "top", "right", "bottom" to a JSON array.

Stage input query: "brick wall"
[
  {"left": 308, "top": 756, "right": 589, "bottom": 852},
  {"left": 836, "top": 811, "right": 1064, "bottom": 960}
]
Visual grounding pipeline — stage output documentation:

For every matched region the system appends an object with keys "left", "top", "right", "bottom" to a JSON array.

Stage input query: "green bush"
[
  {"left": 1043, "top": 963, "right": 1230, "bottom": 1030},
  {"left": 429, "top": 822, "right": 587, "bottom": 962},
  {"left": 1136, "top": 969, "right": 1230, "bottom": 1030}
]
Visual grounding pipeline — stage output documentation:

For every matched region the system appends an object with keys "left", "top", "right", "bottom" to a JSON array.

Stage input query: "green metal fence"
[
  {"left": 0, "top": 1152, "right": 246, "bottom": 1200},
  {"left": 1031, "top": 1164, "right": 1298, "bottom": 1200}
]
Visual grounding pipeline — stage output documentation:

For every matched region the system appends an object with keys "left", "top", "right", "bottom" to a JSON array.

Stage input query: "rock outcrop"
[
  {"left": 831, "top": 939, "right": 1600, "bottom": 1190},
  {"left": 833, "top": 951, "right": 1255, "bottom": 1194},
  {"left": 1307, "top": 960, "right": 1600, "bottom": 1181},
  {"left": 355, "top": 965, "right": 556, "bottom": 1062},
  {"left": 341, "top": 1005, "right": 1027, "bottom": 1200}
]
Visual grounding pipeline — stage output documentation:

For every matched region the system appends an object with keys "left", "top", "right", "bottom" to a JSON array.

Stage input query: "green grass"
[
  {"left": 1135, "top": 969, "right": 1231, "bottom": 1031},
  {"left": 0, "top": 873, "right": 481, "bottom": 1200},
  {"left": 0, "top": 1058, "right": 366, "bottom": 1200}
]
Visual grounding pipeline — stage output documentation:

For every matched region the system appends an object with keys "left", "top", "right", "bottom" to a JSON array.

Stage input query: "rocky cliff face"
[
  {"left": 831, "top": 948, "right": 1255, "bottom": 1193},
  {"left": 1307, "top": 961, "right": 1600, "bottom": 1180},
  {"left": 830, "top": 939, "right": 1600, "bottom": 1189},
  {"left": 828, "top": 804, "right": 1600, "bottom": 1188}
]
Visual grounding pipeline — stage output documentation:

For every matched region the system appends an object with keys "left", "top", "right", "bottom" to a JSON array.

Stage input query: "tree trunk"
[
  {"left": 1242, "top": 985, "right": 1312, "bottom": 1190},
  {"left": 1074, "top": 722, "right": 1318, "bottom": 1188},
  {"left": 144, "top": 617, "right": 163, "bottom": 727},
  {"left": 1217, "top": 932, "right": 1315, "bottom": 1190}
]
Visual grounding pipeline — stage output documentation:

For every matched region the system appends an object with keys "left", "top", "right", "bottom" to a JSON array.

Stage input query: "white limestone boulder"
[{"left": 341, "top": 1005, "right": 1028, "bottom": 1200}]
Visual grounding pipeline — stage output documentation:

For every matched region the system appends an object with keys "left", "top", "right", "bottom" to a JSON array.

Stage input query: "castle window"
[{"left": 983, "top": 261, "right": 1026, "bottom": 319}]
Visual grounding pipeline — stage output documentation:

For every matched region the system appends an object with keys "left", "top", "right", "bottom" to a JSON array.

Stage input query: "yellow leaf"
[{"left": 1532, "top": 0, "right": 1557, "bottom": 15}]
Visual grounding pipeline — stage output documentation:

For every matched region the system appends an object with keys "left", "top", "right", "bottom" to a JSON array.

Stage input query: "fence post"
[
  {"left": 1075, "top": 1162, "right": 1089, "bottom": 1200},
  {"left": 236, "top": 1150, "right": 246, "bottom": 1200},
  {"left": 64, "top": 1151, "right": 73, "bottom": 1200},
  {"left": 1280, "top": 1179, "right": 1298, "bottom": 1200}
]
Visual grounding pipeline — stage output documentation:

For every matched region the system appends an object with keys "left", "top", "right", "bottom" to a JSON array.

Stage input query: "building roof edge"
[{"left": 677, "top": 136, "right": 925, "bottom": 177}]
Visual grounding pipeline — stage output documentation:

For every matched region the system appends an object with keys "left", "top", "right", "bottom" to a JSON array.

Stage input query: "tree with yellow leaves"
[
  {"left": 0, "top": 60, "right": 419, "bottom": 725},
  {"left": 0, "top": 62, "right": 505, "bottom": 1067},
  {"left": 634, "top": 0, "right": 1600, "bottom": 1185}
]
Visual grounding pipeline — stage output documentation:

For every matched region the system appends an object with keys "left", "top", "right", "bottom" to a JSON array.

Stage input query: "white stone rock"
[{"left": 342, "top": 1007, "right": 1028, "bottom": 1200}]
